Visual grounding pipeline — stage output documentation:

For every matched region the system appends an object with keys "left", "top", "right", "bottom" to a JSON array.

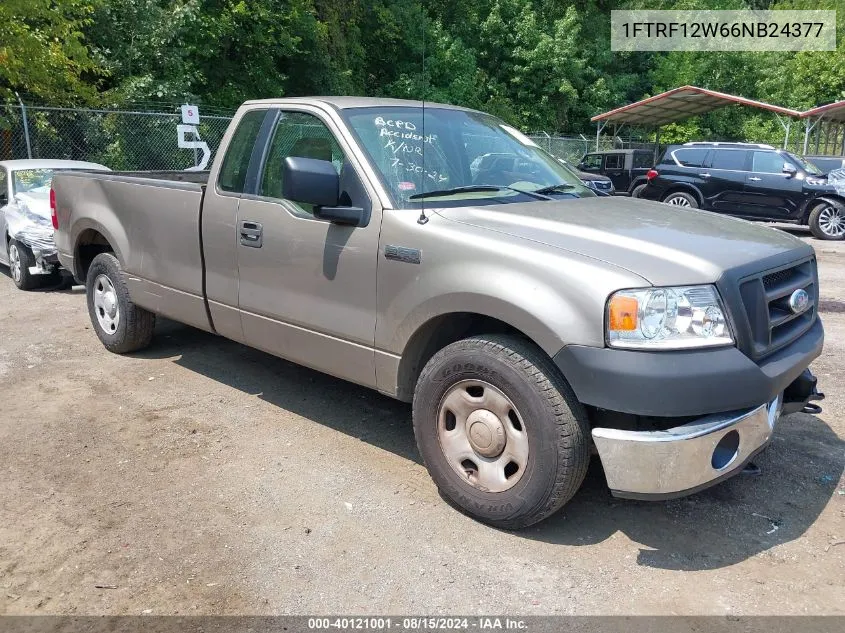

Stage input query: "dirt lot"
[{"left": 0, "top": 229, "right": 843, "bottom": 616}]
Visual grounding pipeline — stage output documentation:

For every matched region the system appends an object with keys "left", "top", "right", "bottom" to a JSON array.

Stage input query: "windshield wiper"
[
  {"left": 408, "top": 185, "right": 550, "bottom": 200},
  {"left": 409, "top": 185, "right": 501, "bottom": 200},
  {"left": 533, "top": 183, "right": 577, "bottom": 195}
]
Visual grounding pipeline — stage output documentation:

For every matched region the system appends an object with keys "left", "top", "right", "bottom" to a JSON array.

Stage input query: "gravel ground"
[{"left": 0, "top": 230, "right": 843, "bottom": 616}]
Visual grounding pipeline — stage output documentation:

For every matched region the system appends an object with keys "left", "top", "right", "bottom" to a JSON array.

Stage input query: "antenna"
[{"left": 417, "top": 14, "right": 429, "bottom": 225}]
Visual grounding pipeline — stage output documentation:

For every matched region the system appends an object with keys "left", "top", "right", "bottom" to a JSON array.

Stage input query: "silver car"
[{"left": 0, "top": 159, "right": 109, "bottom": 289}]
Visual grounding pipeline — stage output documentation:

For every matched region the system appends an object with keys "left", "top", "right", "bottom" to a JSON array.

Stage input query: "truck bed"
[{"left": 52, "top": 170, "right": 213, "bottom": 332}]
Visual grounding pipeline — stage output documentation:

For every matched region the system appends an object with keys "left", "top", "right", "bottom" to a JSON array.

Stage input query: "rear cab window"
[{"left": 632, "top": 152, "right": 654, "bottom": 169}]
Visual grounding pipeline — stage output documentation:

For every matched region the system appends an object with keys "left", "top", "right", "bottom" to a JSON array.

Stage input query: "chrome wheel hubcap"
[
  {"left": 818, "top": 206, "right": 845, "bottom": 237},
  {"left": 93, "top": 274, "right": 120, "bottom": 334},
  {"left": 8, "top": 244, "right": 21, "bottom": 283},
  {"left": 437, "top": 380, "right": 529, "bottom": 493},
  {"left": 667, "top": 195, "right": 691, "bottom": 207}
]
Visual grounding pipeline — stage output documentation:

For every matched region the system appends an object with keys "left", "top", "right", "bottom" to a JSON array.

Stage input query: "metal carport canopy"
[
  {"left": 801, "top": 100, "right": 845, "bottom": 123},
  {"left": 591, "top": 85, "right": 800, "bottom": 126}
]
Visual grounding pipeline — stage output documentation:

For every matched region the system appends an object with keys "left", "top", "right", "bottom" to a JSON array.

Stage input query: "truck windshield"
[
  {"left": 342, "top": 106, "right": 594, "bottom": 209},
  {"left": 13, "top": 169, "right": 55, "bottom": 195}
]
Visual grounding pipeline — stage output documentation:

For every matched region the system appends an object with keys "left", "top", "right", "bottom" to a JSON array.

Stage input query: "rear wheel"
[
  {"left": 631, "top": 183, "right": 647, "bottom": 198},
  {"left": 86, "top": 252, "right": 155, "bottom": 353},
  {"left": 662, "top": 191, "right": 698, "bottom": 208},
  {"left": 8, "top": 240, "right": 39, "bottom": 290},
  {"left": 808, "top": 200, "right": 845, "bottom": 240},
  {"left": 412, "top": 334, "right": 590, "bottom": 529}
]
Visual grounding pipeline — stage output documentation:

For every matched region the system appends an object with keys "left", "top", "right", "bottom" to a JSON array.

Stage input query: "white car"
[{"left": 0, "top": 159, "right": 110, "bottom": 289}]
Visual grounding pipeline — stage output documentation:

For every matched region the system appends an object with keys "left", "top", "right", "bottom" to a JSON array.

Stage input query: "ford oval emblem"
[{"left": 788, "top": 289, "right": 809, "bottom": 314}]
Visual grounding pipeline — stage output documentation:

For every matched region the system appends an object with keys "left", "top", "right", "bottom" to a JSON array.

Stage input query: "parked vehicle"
[
  {"left": 53, "top": 98, "right": 824, "bottom": 529},
  {"left": 577, "top": 149, "right": 655, "bottom": 197},
  {"left": 804, "top": 155, "right": 845, "bottom": 174},
  {"left": 556, "top": 157, "right": 614, "bottom": 194},
  {"left": 0, "top": 159, "right": 110, "bottom": 289},
  {"left": 468, "top": 152, "right": 613, "bottom": 194},
  {"left": 640, "top": 142, "right": 845, "bottom": 240}
]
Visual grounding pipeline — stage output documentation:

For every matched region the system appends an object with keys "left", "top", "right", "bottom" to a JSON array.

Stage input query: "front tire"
[
  {"left": 86, "top": 252, "right": 155, "bottom": 353},
  {"left": 662, "top": 191, "right": 698, "bottom": 208},
  {"left": 8, "top": 240, "right": 39, "bottom": 290},
  {"left": 808, "top": 200, "right": 845, "bottom": 240},
  {"left": 412, "top": 334, "right": 590, "bottom": 529}
]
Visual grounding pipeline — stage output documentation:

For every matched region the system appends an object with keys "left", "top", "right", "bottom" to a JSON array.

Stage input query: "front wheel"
[
  {"left": 808, "top": 200, "right": 845, "bottom": 240},
  {"left": 86, "top": 252, "right": 156, "bottom": 353},
  {"left": 8, "top": 240, "right": 39, "bottom": 290},
  {"left": 412, "top": 334, "right": 590, "bottom": 529}
]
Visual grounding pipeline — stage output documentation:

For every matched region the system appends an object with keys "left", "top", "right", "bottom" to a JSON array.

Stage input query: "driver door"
[{"left": 235, "top": 108, "right": 381, "bottom": 388}]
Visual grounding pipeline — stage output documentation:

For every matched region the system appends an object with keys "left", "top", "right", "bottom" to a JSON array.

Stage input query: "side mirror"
[
  {"left": 282, "top": 156, "right": 340, "bottom": 207},
  {"left": 281, "top": 156, "right": 364, "bottom": 226},
  {"left": 782, "top": 162, "right": 798, "bottom": 176}
]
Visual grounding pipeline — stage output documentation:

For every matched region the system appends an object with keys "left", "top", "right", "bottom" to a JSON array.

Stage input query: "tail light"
[
  {"left": 646, "top": 169, "right": 659, "bottom": 182},
  {"left": 50, "top": 188, "right": 58, "bottom": 229}
]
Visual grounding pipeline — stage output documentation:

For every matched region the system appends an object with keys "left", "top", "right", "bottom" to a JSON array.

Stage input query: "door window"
[
  {"left": 218, "top": 109, "right": 268, "bottom": 193},
  {"left": 673, "top": 148, "right": 709, "bottom": 168},
  {"left": 751, "top": 151, "right": 788, "bottom": 174},
  {"left": 0, "top": 169, "right": 7, "bottom": 205},
  {"left": 710, "top": 149, "right": 748, "bottom": 171},
  {"left": 580, "top": 154, "right": 602, "bottom": 170},
  {"left": 259, "top": 111, "right": 346, "bottom": 215},
  {"left": 604, "top": 154, "right": 623, "bottom": 169}
]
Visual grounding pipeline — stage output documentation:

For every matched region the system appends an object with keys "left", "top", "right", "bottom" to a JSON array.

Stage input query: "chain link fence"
[
  {"left": 527, "top": 133, "right": 657, "bottom": 163},
  {"left": 0, "top": 101, "right": 668, "bottom": 172},
  {"left": 1, "top": 102, "right": 235, "bottom": 171}
]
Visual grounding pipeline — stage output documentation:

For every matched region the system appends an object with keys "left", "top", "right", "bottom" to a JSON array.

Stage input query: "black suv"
[
  {"left": 577, "top": 149, "right": 655, "bottom": 196},
  {"left": 640, "top": 142, "right": 845, "bottom": 240}
]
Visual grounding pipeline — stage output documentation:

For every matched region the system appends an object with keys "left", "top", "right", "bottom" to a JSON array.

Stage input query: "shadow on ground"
[{"left": 136, "top": 318, "right": 844, "bottom": 572}]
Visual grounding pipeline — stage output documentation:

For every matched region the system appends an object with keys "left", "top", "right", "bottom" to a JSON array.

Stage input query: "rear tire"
[
  {"left": 631, "top": 183, "right": 647, "bottom": 198},
  {"left": 86, "top": 252, "right": 155, "bottom": 353},
  {"left": 412, "top": 334, "right": 590, "bottom": 529},
  {"left": 808, "top": 200, "right": 845, "bottom": 240},
  {"left": 8, "top": 240, "right": 39, "bottom": 290},
  {"left": 662, "top": 191, "right": 698, "bottom": 208}
]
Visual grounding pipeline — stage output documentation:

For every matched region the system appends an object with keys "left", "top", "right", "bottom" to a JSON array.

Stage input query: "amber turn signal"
[{"left": 608, "top": 295, "right": 638, "bottom": 331}]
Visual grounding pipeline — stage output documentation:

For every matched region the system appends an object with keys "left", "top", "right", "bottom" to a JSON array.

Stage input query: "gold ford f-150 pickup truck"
[{"left": 52, "top": 97, "right": 824, "bottom": 528}]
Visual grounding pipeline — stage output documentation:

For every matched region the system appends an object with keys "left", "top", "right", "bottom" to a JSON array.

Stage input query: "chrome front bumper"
[{"left": 592, "top": 395, "right": 782, "bottom": 499}]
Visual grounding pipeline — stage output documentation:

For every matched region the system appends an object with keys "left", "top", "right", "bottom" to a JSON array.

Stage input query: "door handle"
[
  {"left": 748, "top": 177, "right": 762, "bottom": 181},
  {"left": 239, "top": 221, "right": 263, "bottom": 248},
  {"left": 699, "top": 173, "right": 711, "bottom": 178}
]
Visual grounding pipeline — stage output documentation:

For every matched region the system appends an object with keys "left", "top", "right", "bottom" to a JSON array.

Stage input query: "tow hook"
[{"left": 782, "top": 369, "right": 825, "bottom": 415}]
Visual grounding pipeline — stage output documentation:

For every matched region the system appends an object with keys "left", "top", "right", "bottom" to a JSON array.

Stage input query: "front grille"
[{"left": 739, "top": 259, "right": 817, "bottom": 359}]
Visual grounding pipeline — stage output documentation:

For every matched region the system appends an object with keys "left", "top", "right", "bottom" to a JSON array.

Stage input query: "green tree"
[{"left": 0, "top": 0, "right": 100, "bottom": 104}]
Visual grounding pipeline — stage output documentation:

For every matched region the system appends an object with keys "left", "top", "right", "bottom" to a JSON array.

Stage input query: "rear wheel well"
[
  {"left": 661, "top": 185, "right": 702, "bottom": 206},
  {"left": 396, "top": 313, "right": 536, "bottom": 401},
  {"left": 628, "top": 177, "right": 647, "bottom": 192},
  {"left": 75, "top": 230, "right": 114, "bottom": 281}
]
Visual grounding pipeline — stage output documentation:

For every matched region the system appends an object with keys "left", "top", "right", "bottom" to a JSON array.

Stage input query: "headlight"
[{"left": 606, "top": 285, "right": 733, "bottom": 350}]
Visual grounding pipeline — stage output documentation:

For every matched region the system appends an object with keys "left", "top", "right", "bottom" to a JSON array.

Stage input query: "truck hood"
[{"left": 434, "top": 196, "right": 813, "bottom": 285}]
